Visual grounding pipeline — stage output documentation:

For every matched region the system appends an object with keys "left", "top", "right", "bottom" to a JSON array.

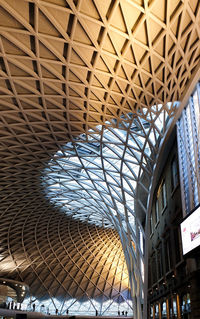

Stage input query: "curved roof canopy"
[{"left": 0, "top": 0, "right": 199, "bottom": 316}]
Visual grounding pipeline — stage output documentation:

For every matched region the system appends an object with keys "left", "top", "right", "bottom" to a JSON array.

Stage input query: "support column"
[{"left": 176, "top": 294, "right": 181, "bottom": 319}]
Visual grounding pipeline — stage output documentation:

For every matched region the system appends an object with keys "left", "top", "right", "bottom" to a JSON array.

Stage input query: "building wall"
[
  {"left": 147, "top": 134, "right": 191, "bottom": 319},
  {"left": 177, "top": 81, "right": 200, "bottom": 214},
  {"left": 147, "top": 82, "right": 200, "bottom": 319}
]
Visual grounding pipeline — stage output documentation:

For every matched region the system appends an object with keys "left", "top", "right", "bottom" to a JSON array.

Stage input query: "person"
[
  {"left": 56, "top": 308, "right": 58, "bottom": 315},
  {"left": 33, "top": 303, "right": 35, "bottom": 311},
  {"left": 96, "top": 309, "right": 98, "bottom": 316},
  {"left": 118, "top": 310, "right": 120, "bottom": 316},
  {"left": 125, "top": 311, "right": 128, "bottom": 316}
]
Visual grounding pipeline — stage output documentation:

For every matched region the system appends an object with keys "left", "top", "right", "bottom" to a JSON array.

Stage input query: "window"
[
  {"left": 150, "top": 214, "right": 153, "bottom": 234},
  {"left": 161, "top": 300, "right": 167, "bottom": 318},
  {"left": 150, "top": 305, "right": 153, "bottom": 318},
  {"left": 173, "top": 227, "right": 182, "bottom": 264},
  {"left": 155, "top": 304, "right": 159, "bottom": 319},
  {"left": 171, "top": 157, "right": 179, "bottom": 191},
  {"left": 155, "top": 199, "right": 159, "bottom": 224},
  {"left": 152, "top": 252, "right": 157, "bottom": 284},
  {"left": 161, "top": 181, "right": 167, "bottom": 210},
  {"left": 164, "top": 237, "right": 172, "bottom": 273},
  {"left": 157, "top": 243, "right": 163, "bottom": 279},
  {"left": 181, "top": 293, "right": 191, "bottom": 314},
  {"left": 173, "top": 296, "right": 177, "bottom": 316}
]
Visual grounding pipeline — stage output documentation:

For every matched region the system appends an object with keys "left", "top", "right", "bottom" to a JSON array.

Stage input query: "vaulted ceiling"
[{"left": 0, "top": 0, "right": 199, "bottom": 316}]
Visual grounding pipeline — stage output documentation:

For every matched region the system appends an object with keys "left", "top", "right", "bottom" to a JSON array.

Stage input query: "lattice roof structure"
[{"left": 0, "top": 0, "right": 200, "bottom": 317}]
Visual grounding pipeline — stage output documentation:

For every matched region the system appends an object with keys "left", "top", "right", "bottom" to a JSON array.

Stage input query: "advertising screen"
[{"left": 180, "top": 205, "right": 200, "bottom": 255}]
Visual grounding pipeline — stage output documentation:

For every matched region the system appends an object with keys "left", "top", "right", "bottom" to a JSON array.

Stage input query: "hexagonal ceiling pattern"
[{"left": 0, "top": 0, "right": 199, "bottom": 317}]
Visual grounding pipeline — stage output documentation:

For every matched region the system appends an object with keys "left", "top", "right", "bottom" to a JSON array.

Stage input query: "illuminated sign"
[{"left": 180, "top": 205, "right": 200, "bottom": 255}]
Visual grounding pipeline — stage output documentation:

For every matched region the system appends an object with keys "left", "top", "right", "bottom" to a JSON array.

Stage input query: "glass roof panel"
[{"left": 42, "top": 107, "right": 170, "bottom": 229}]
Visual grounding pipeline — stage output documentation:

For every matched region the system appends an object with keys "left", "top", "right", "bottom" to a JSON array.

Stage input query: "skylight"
[{"left": 42, "top": 105, "right": 174, "bottom": 229}]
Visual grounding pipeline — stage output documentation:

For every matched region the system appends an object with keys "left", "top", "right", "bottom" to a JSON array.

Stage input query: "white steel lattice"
[{"left": 42, "top": 108, "right": 173, "bottom": 228}]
